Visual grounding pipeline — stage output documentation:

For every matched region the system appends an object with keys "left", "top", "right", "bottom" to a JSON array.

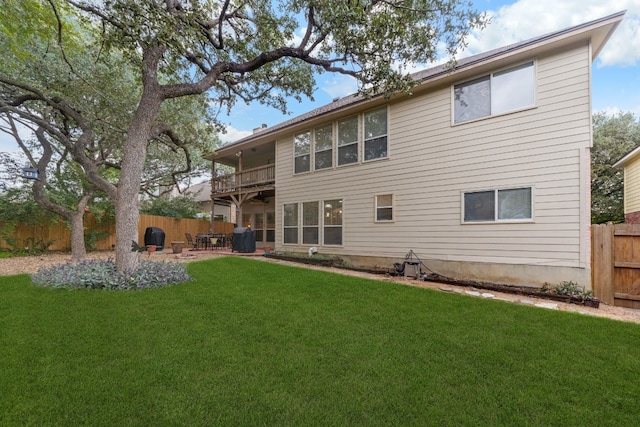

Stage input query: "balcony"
[{"left": 212, "top": 164, "right": 275, "bottom": 198}]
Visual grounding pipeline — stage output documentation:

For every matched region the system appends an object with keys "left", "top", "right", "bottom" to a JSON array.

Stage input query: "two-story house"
[{"left": 205, "top": 12, "right": 624, "bottom": 289}]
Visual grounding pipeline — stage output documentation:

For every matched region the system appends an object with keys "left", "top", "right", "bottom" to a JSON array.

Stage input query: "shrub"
[
  {"left": 541, "top": 281, "right": 594, "bottom": 299},
  {"left": 32, "top": 258, "right": 192, "bottom": 290}
]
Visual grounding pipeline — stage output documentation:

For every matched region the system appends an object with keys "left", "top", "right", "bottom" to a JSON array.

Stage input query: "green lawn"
[{"left": 1, "top": 257, "right": 639, "bottom": 426}]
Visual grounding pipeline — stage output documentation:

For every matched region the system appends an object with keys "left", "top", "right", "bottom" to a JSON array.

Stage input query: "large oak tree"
[
  {"left": 2, "top": 0, "right": 488, "bottom": 271},
  {"left": 1, "top": 0, "right": 216, "bottom": 261}
]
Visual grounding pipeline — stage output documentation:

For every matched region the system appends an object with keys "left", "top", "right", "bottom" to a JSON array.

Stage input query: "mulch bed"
[{"left": 266, "top": 253, "right": 600, "bottom": 309}]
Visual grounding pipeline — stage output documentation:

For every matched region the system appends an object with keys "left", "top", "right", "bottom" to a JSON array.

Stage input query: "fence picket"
[
  {"left": 0, "top": 214, "right": 233, "bottom": 252},
  {"left": 592, "top": 223, "right": 640, "bottom": 308}
]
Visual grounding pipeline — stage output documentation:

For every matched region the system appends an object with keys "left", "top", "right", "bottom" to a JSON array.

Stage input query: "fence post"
[{"left": 591, "top": 224, "right": 615, "bottom": 305}]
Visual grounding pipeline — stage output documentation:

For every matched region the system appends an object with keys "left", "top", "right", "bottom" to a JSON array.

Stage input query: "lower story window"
[
  {"left": 283, "top": 199, "right": 343, "bottom": 246},
  {"left": 266, "top": 212, "right": 275, "bottom": 243},
  {"left": 375, "top": 194, "right": 393, "bottom": 222},
  {"left": 303, "top": 202, "right": 319, "bottom": 245},
  {"left": 463, "top": 187, "right": 532, "bottom": 222},
  {"left": 324, "top": 199, "right": 343, "bottom": 245},
  {"left": 283, "top": 203, "right": 298, "bottom": 244},
  {"left": 242, "top": 213, "right": 252, "bottom": 228}
]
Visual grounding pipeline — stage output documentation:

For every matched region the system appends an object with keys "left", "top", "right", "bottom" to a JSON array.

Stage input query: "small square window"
[{"left": 375, "top": 194, "right": 393, "bottom": 222}]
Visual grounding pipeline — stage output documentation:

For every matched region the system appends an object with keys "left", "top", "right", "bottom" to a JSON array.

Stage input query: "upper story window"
[
  {"left": 337, "top": 116, "right": 359, "bottom": 166},
  {"left": 364, "top": 108, "right": 388, "bottom": 161},
  {"left": 463, "top": 187, "right": 533, "bottom": 223},
  {"left": 314, "top": 124, "right": 333, "bottom": 170},
  {"left": 453, "top": 61, "right": 535, "bottom": 124},
  {"left": 294, "top": 131, "right": 311, "bottom": 174},
  {"left": 293, "top": 107, "right": 389, "bottom": 174}
]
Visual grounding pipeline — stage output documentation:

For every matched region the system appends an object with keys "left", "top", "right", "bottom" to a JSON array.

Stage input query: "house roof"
[
  {"left": 206, "top": 10, "right": 625, "bottom": 160},
  {"left": 613, "top": 145, "right": 640, "bottom": 168},
  {"left": 185, "top": 182, "right": 211, "bottom": 203}
]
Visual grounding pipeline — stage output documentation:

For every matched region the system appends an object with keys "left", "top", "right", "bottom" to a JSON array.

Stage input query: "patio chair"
[
  {"left": 196, "top": 233, "right": 210, "bottom": 250},
  {"left": 209, "top": 237, "right": 219, "bottom": 250},
  {"left": 224, "top": 233, "right": 233, "bottom": 249},
  {"left": 185, "top": 233, "right": 198, "bottom": 250}
]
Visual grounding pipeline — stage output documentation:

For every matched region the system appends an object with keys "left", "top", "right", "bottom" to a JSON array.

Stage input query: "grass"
[{"left": 1, "top": 257, "right": 640, "bottom": 426}]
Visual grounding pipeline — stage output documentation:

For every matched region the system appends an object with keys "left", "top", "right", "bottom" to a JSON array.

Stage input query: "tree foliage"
[
  {"left": 140, "top": 195, "right": 203, "bottom": 219},
  {"left": 591, "top": 112, "right": 640, "bottom": 224}
]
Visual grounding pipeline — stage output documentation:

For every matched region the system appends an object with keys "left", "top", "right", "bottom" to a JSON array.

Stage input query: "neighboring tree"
[
  {"left": 2, "top": 0, "right": 488, "bottom": 272},
  {"left": 141, "top": 195, "right": 202, "bottom": 219},
  {"left": 0, "top": 0, "right": 217, "bottom": 262},
  {"left": 0, "top": 186, "right": 57, "bottom": 253},
  {"left": 6, "top": 118, "right": 97, "bottom": 260},
  {"left": 591, "top": 112, "right": 640, "bottom": 224}
]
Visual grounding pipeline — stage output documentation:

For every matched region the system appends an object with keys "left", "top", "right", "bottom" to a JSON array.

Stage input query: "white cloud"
[
  {"left": 288, "top": 27, "right": 306, "bottom": 48},
  {"left": 594, "top": 104, "right": 640, "bottom": 117},
  {"left": 462, "top": 0, "right": 640, "bottom": 67},
  {"left": 595, "top": 106, "right": 623, "bottom": 116},
  {"left": 319, "top": 74, "right": 359, "bottom": 100},
  {"left": 219, "top": 125, "right": 252, "bottom": 144}
]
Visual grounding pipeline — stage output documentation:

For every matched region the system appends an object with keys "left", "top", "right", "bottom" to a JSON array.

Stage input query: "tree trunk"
[
  {"left": 30, "top": 128, "right": 92, "bottom": 262},
  {"left": 114, "top": 90, "right": 163, "bottom": 272},
  {"left": 69, "top": 210, "right": 87, "bottom": 262}
]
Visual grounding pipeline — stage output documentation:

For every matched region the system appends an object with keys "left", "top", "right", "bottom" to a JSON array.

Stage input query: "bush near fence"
[{"left": 0, "top": 214, "right": 234, "bottom": 252}]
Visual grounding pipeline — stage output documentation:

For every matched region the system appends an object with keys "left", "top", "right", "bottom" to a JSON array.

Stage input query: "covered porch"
[{"left": 205, "top": 137, "right": 277, "bottom": 248}]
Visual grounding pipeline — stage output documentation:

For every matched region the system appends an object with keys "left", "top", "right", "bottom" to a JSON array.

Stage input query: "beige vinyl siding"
[
  {"left": 275, "top": 43, "right": 591, "bottom": 268},
  {"left": 624, "top": 158, "right": 640, "bottom": 214}
]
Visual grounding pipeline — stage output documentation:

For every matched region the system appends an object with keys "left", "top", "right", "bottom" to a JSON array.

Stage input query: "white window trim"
[
  {"left": 314, "top": 123, "right": 334, "bottom": 171},
  {"left": 363, "top": 106, "right": 389, "bottom": 163},
  {"left": 282, "top": 200, "right": 344, "bottom": 247},
  {"left": 323, "top": 198, "right": 344, "bottom": 247},
  {"left": 374, "top": 193, "right": 394, "bottom": 223},
  {"left": 292, "top": 107, "right": 391, "bottom": 174},
  {"left": 293, "top": 131, "right": 311, "bottom": 175},
  {"left": 451, "top": 60, "right": 537, "bottom": 126},
  {"left": 282, "top": 203, "right": 299, "bottom": 245},
  {"left": 461, "top": 186, "right": 535, "bottom": 224},
  {"left": 336, "top": 115, "right": 360, "bottom": 168},
  {"left": 302, "top": 201, "right": 320, "bottom": 245}
]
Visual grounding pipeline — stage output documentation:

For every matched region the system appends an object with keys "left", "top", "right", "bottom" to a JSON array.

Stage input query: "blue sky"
[{"left": 1, "top": 0, "right": 639, "bottom": 151}]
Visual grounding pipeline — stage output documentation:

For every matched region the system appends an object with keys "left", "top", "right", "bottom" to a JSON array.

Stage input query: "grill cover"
[
  {"left": 232, "top": 227, "right": 256, "bottom": 253},
  {"left": 144, "top": 227, "right": 165, "bottom": 251}
]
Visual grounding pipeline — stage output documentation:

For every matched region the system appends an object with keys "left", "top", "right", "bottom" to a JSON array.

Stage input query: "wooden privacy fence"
[
  {"left": 0, "top": 214, "right": 234, "bottom": 252},
  {"left": 592, "top": 223, "right": 640, "bottom": 309}
]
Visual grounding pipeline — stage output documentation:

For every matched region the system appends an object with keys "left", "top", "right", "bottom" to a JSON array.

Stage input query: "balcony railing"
[{"left": 213, "top": 164, "right": 275, "bottom": 194}]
